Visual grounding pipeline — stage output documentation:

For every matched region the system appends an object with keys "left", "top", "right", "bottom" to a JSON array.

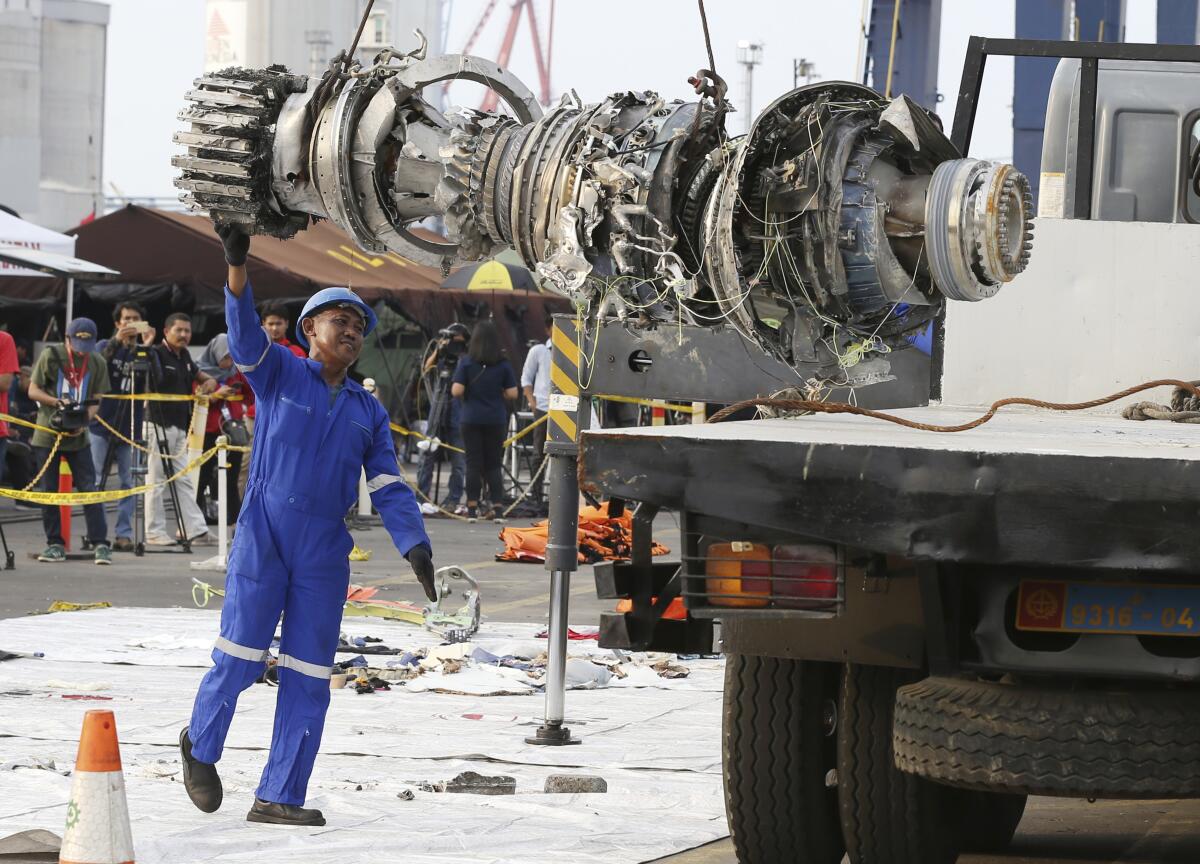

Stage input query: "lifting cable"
[{"left": 708, "top": 378, "right": 1200, "bottom": 433}]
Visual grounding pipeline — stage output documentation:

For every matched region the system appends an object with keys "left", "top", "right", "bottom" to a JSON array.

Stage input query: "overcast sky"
[{"left": 103, "top": 0, "right": 1159, "bottom": 199}]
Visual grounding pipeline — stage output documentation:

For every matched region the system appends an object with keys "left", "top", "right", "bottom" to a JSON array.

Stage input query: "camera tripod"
[
  {"left": 95, "top": 348, "right": 192, "bottom": 555},
  {"left": 415, "top": 360, "right": 457, "bottom": 504},
  {"left": 0, "top": 514, "right": 13, "bottom": 570}
]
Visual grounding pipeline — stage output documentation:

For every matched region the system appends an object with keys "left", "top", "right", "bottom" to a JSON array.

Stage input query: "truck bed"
[{"left": 579, "top": 406, "right": 1200, "bottom": 571}]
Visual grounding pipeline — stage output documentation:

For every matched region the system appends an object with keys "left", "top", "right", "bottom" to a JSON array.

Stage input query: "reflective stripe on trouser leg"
[
  {"left": 188, "top": 565, "right": 287, "bottom": 764},
  {"left": 256, "top": 515, "right": 349, "bottom": 806},
  {"left": 215, "top": 636, "right": 270, "bottom": 663}
]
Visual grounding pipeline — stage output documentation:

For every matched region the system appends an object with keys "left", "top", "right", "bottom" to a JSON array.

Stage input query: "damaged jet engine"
[{"left": 174, "top": 38, "right": 1033, "bottom": 383}]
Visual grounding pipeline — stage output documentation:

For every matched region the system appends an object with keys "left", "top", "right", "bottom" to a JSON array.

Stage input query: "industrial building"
[
  {"left": 0, "top": 0, "right": 108, "bottom": 231},
  {"left": 204, "top": 0, "right": 444, "bottom": 81}
]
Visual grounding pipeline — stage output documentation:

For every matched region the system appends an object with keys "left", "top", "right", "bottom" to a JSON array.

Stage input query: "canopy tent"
[
  {"left": 0, "top": 210, "right": 75, "bottom": 278},
  {"left": 1, "top": 204, "right": 567, "bottom": 342}
]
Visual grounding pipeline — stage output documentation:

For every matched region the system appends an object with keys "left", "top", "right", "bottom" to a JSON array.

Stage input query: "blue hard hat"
[{"left": 295, "top": 287, "right": 377, "bottom": 348}]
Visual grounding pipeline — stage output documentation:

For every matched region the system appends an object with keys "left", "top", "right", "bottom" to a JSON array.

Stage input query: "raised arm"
[
  {"left": 215, "top": 224, "right": 281, "bottom": 394},
  {"left": 216, "top": 224, "right": 250, "bottom": 298}
]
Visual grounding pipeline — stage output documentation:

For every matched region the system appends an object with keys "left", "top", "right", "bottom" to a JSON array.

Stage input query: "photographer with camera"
[
  {"left": 26, "top": 318, "right": 112, "bottom": 565},
  {"left": 415, "top": 323, "right": 468, "bottom": 514},
  {"left": 145, "top": 313, "right": 220, "bottom": 547},
  {"left": 91, "top": 301, "right": 156, "bottom": 552}
]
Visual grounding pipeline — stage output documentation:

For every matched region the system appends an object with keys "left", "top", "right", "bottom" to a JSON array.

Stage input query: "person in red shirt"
[
  {"left": 0, "top": 330, "right": 18, "bottom": 485},
  {"left": 261, "top": 303, "right": 307, "bottom": 359}
]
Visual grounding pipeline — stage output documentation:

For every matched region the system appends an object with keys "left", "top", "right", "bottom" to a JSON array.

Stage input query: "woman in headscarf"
[{"left": 196, "top": 334, "right": 253, "bottom": 523}]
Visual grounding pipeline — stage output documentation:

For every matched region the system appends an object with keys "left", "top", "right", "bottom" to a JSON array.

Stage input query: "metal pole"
[
  {"left": 66, "top": 276, "right": 74, "bottom": 327},
  {"left": 216, "top": 435, "right": 228, "bottom": 566},
  {"left": 358, "top": 469, "right": 371, "bottom": 517},
  {"left": 527, "top": 314, "right": 584, "bottom": 746},
  {"left": 510, "top": 414, "right": 519, "bottom": 489}
]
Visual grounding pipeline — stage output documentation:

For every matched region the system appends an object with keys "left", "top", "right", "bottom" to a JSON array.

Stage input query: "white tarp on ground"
[
  {"left": 0, "top": 210, "right": 75, "bottom": 278},
  {"left": 0, "top": 608, "right": 728, "bottom": 863}
]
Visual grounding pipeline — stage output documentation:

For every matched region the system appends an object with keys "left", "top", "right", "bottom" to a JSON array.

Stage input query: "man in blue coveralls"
[{"left": 179, "top": 225, "right": 436, "bottom": 827}]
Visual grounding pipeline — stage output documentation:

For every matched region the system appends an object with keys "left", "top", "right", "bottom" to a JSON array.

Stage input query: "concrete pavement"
[{"left": 0, "top": 503, "right": 622, "bottom": 623}]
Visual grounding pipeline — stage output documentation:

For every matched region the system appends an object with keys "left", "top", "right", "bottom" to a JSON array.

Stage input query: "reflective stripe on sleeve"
[
  {"left": 214, "top": 636, "right": 269, "bottom": 663},
  {"left": 236, "top": 340, "right": 271, "bottom": 373},
  {"left": 277, "top": 653, "right": 333, "bottom": 680},
  {"left": 366, "top": 473, "right": 403, "bottom": 493}
]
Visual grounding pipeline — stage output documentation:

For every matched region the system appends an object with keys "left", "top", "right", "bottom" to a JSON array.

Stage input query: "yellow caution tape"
[
  {"left": 0, "top": 444, "right": 223, "bottom": 505},
  {"left": 0, "top": 411, "right": 65, "bottom": 437},
  {"left": 48, "top": 601, "right": 113, "bottom": 613},
  {"left": 389, "top": 412, "right": 547, "bottom": 454},
  {"left": 191, "top": 578, "right": 225, "bottom": 608},
  {"left": 389, "top": 422, "right": 467, "bottom": 454},
  {"left": 101, "top": 392, "right": 242, "bottom": 402},
  {"left": 503, "top": 412, "right": 547, "bottom": 446}
]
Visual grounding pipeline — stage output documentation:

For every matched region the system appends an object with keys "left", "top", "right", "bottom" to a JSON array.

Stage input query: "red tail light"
[
  {"left": 773, "top": 544, "right": 838, "bottom": 609},
  {"left": 702, "top": 542, "right": 838, "bottom": 609}
]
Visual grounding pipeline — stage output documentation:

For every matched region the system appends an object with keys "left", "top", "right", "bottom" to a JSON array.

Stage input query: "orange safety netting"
[{"left": 496, "top": 502, "right": 671, "bottom": 564}]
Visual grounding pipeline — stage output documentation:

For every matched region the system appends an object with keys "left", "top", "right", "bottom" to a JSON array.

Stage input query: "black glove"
[
  {"left": 215, "top": 222, "right": 250, "bottom": 267},
  {"left": 406, "top": 544, "right": 437, "bottom": 602}
]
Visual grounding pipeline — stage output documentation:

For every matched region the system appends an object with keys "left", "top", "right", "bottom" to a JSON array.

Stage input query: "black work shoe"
[
  {"left": 246, "top": 798, "right": 326, "bottom": 826},
  {"left": 179, "top": 727, "right": 222, "bottom": 813}
]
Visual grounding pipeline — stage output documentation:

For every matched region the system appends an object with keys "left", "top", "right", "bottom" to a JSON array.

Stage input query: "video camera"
[
  {"left": 49, "top": 399, "right": 93, "bottom": 433},
  {"left": 434, "top": 324, "right": 469, "bottom": 370}
]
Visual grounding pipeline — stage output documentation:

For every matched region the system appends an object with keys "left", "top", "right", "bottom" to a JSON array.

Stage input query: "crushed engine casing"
[{"left": 175, "top": 44, "right": 1033, "bottom": 383}]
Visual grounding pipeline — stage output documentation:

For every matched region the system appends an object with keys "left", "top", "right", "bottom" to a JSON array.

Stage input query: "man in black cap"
[{"left": 25, "top": 317, "right": 112, "bottom": 564}]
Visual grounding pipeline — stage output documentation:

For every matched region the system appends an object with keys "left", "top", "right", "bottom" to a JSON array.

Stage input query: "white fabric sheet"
[{"left": 0, "top": 607, "right": 727, "bottom": 863}]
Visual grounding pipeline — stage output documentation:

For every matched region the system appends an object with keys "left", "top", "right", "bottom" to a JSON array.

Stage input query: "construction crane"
[{"left": 445, "top": 0, "right": 555, "bottom": 109}]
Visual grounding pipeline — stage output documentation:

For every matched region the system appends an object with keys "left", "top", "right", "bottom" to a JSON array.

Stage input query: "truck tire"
[
  {"left": 722, "top": 654, "right": 843, "bottom": 864},
  {"left": 837, "top": 664, "right": 963, "bottom": 864},
  {"left": 894, "top": 675, "right": 1200, "bottom": 798}
]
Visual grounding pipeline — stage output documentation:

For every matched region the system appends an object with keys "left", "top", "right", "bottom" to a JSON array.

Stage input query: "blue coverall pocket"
[{"left": 271, "top": 396, "right": 315, "bottom": 448}]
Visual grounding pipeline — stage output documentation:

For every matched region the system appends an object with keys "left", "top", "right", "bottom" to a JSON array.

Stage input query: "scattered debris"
[
  {"left": 45, "top": 680, "right": 111, "bottom": 692},
  {"left": 544, "top": 775, "right": 608, "bottom": 794},
  {"left": 46, "top": 601, "right": 111, "bottom": 614},
  {"left": 0, "top": 757, "right": 69, "bottom": 776},
  {"left": 652, "top": 660, "right": 691, "bottom": 680},
  {"left": 396, "top": 789, "right": 415, "bottom": 801},
  {"left": 349, "top": 544, "right": 373, "bottom": 562},
  {"left": 563, "top": 658, "right": 612, "bottom": 690},
  {"left": 421, "top": 771, "right": 516, "bottom": 796},
  {"left": 0, "top": 650, "right": 43, "bottom": 662},
  {"left": 534, "top": 627, "right": 599, "bottom": 641},
  {"left": 423, "top": 566, "right": 481, "bottom": 642}
]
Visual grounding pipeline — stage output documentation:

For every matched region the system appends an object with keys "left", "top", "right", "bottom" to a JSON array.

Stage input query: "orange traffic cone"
[{"left": 59, "top": 710, "right": 134, "bottom": 864}]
